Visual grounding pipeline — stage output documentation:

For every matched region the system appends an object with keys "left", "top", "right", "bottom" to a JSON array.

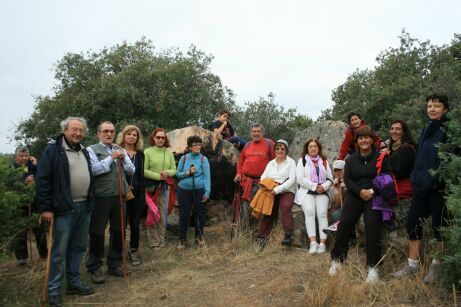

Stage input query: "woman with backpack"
[
  {"left": 329, "top": 126, "right": 392, "bottom": 283},
  {"left": 338, "top": 112, "right": 384, "bottom": 160},
  {"left": 295, "top": 138, "right": 333, "bottom": 254},
  {"left": 176, "top": 135, "right": 211, "bottom": 248}
]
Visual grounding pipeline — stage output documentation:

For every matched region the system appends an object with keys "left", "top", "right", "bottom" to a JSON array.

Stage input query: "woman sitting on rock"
[
  {"left": 256, "top": 139, "right": 297, "bottom": 246},
  {"left": 209, "top": 109, "right": 246, "bottom": 150},
  {"left": 329, "top": 126, "right": 392, "bottom": 283},
  {"left": 295, "top": 138, "right": 333, "bottom": 254},
  {"left": 339, "top": 112, "right": 383, "bottom": 160}
]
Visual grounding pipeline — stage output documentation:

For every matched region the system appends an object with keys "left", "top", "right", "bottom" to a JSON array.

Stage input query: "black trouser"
[
  {"left": 87, "top": 197, "right": 126, "bottom": 272},
  {"left": 14, "top": 223, "right": 48, "bottom": 260},
  {"left": 407, "top": 190, "right": 447, "bottom": 241},
  {"left": 331, "top": 192, "right": 382, "bottom": 267},
  {"left": 178, "top": 187, "right": 205, "bottom": 241},
  {"left": 126, "top": 193, "right": 146, "bottom": 251}
]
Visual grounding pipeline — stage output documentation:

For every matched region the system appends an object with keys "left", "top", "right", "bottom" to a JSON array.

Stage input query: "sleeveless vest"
[{"left": 90, "top": 143, "right": 128, "bottom": 197}]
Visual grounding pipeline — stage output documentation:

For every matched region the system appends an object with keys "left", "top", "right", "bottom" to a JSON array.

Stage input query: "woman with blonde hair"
[
  {"left": 116, "top": 125, "right": 145, "bottom": 266},
  {"left": 144, "top": 128, "right": 177, "bottom": 248},
  {"left": 295, "top": 138, "right": 333, "bottom": 254}
]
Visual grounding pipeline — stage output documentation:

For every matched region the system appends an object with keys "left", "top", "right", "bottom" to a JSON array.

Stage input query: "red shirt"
[
  {"left": 237, "top": 139, "right": 275, "bottom": 178},
  {"left": 339, "top": 123, "right": 382, "bottom": 160}
]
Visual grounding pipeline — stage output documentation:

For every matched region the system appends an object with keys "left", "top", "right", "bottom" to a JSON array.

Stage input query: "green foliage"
[
  {"left": 328, "top": 31, "right": 461, "bottom": 137},
  {"left": 14, "top": 39, "right": 236, "bottom": 155},
  {"left": 438, "top": 108, "right": 461, "bottom": 288},
  {"left": 0, "top": 155, "right": 37, "bottom": 250},
  {"left": 232, "top": 93, "right": 313, "bottom": 142}
]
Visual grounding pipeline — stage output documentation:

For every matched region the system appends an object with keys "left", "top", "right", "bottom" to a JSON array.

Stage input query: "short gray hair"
[
  {"left": 15, "top": 146, "right": 29, "bottom": 155},
  {"left": 60, "top": 117, "right": 89, "bottom": 133},
  {"left": 250, "top": 123, "right": 265, "bottom": 133}
]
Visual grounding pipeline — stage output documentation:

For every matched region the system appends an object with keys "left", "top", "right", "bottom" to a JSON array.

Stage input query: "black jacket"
[
  {"left": 411, "top": 116, "right": 449, "bottom": 195},
  {"left": 36, "top": 134, "right": 95, "bottom": 215},
  {"left": 344, "top": 150, "right": 392, "bottom": 196},
  {"left": 389, "top": 143, "right": 415, "bottom": 180}
]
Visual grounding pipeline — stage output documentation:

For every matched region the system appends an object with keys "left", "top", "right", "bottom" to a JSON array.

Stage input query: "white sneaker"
[
  {"left": 329, "top": 261, "right": 341, "bottom": 276},
  {"left": 308, "top": 242, "right": 319, "bottom": 254},
  {"left": 424, "top": 263, "right": 440, "bottom": 284},
  {"left": 317, "top": 243, "right": 326, "bottom": 254},
  {"left": 366, "top": 267, "right": 379, "bottom": 283},
  {"left": 394, "top": 265, "right": 419, "bottom": 278}
]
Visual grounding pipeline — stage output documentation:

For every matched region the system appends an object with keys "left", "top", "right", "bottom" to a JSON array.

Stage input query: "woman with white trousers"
[{"left": 295, "top": 138, "right": 333, "bottom": 254}]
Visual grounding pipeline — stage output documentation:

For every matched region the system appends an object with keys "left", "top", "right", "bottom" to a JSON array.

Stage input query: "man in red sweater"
[{"left": 234, "top": 123, "right": 275, "bottom": 229}]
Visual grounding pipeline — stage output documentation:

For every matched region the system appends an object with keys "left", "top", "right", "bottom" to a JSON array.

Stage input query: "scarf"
[
  {"left": 306, "top": 155, "right": 326, "bottom": 184},
  {"left": 391, "top": 139, "right": 402, "bottom": 152}
]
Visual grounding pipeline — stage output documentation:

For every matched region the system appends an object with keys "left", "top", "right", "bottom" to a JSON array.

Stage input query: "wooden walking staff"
[
  {"left": 117, "top": 158, "right": 128, "bottom": 280},
  {"left": 40, "top": 216, "right": 53, "bottom": 307}
]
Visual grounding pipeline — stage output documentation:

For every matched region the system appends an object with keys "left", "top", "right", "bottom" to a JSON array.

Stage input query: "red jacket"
[
  {"left": 338, "top": 122, "right": 382, "bottom": 160},
  {"left": 237, "top": 138, "right": 275, "bottom": 178}
]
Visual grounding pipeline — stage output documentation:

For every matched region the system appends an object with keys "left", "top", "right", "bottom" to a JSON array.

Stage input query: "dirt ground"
[{"left": 0, "top": 223, "right": 455, "bottom": 307}]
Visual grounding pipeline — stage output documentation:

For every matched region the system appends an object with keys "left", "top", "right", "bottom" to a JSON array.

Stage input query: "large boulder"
[
  {"left": 288, "top": 120, "right": 348, "bottom": 162},
  {"left": 287, "top": 120, "right": 348, "bottom": 247},
  {"left": 167, "top": 126, "right": 240, "bottom": 200}
]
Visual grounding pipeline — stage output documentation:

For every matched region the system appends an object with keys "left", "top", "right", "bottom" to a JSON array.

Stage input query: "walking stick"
[
  {"left": 190, "top": 165, "right": 204, "bottom": 240},
  {"left": 164, "top": 182, "right": 168, "bottom": 227},
  {"left": 117, "top": 159, "right": 127, "bottom": 280},
  {"left": 27, "top": 202, "right": 34, "bottom": 264},
  {"left": 40, "top": 216, "right": 53, "bottom": 307},
  {"left": 232, "top": 183, "right": 241, "bottom": 224}
]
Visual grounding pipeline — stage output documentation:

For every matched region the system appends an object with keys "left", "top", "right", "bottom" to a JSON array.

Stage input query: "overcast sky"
[{"left": 0, "top": 0, "right": 459, "bottom": 153}]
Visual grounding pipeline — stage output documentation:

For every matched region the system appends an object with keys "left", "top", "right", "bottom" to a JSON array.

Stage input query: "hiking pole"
[
  {"left": 28, "top": 202, "right": 34, "bottom": 265},
  {"left": 40, "top": 216, "right": 53, "bottom": 307},
  {"left": 117, "top": 159, "right": 127, "bottom": 281},
  {"left": 190, "top": 165, "right": 204, "bottom": 241}
]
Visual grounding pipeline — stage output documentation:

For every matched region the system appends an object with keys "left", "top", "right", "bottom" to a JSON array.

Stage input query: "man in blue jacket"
[
  {"left": 36, "top": 117, "right": 95, "bottom": 306},
  {"left": 394, "top": 94, "right": 450, "bottom": 283}
]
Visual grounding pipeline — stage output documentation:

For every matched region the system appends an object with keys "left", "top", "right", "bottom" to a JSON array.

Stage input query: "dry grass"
[{"left": 0, "top": 222, "right": 455, "bottom": 307}]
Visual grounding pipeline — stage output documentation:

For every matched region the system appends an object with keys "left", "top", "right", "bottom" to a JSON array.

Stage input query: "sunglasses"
[
  {"left": 155, "top": 136, "right": 166, "bottom": 140},
  {"left": 191, "top": 143, "right": 202, "bottom": 147}
]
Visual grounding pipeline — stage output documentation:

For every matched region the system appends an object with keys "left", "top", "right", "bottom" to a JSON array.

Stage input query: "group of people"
[
  {"left": 26, "top": 119, "right": 210, "bottom": 306},
  {"left": 11, "top": 93, "right": 450, "bottom": 306},
  {"left": 233, "top": 94, "right": 451, "bottom": 284}
]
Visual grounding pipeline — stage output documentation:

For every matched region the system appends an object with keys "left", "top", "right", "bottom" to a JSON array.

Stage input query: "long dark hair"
[
  {"left": 389, "top": 119, "right": 415, "bottom": 148},
  {"left": 301, "top": 138, "right": 327, "bottom": 160}
]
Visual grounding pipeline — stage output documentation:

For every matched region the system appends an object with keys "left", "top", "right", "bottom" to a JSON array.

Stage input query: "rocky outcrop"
[
  {"left": 288, "top": 120, "right": 348, "bottom": 162},
  {"left": 167, "top": 126, "right": 240, "bottom": 200}
]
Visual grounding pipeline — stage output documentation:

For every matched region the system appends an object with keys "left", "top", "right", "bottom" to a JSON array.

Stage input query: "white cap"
[
  {"left": 275, "top": 139, "right": 289, "bottom": 149},
  {"left": 333, "top": 160, "right": 345, "bottom": 170}
]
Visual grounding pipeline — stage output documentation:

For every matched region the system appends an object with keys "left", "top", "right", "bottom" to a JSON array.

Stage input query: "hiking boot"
[
  {"left": 16, "top": 259, "right": 31, "bottom": 268},
  {"left": 91, "top": 267, "right": 105, "bottom": 284},
  {"left": 394, "top": 265, "right": 419, "bottom": 278},
  {"left": 107, "top": 266, "right": 124, "bottom": 277},
  {"left": 66, "top": 284, "right": 95, "bottom": 296},
  {"left": 178, "top": 240, "right": 187, "bottom": 249},
  {"left": 366, "top": 267, "right": 379, "bottom": 283},
  {"left": 195, "top": 237, "right": 205, "bottom": 247},
  {"left": 317, "top": 243, "right": 326, "bottom": 254},
  {"left": 47, "top": 294, "right": 63, "bottom": 307},
  {"left": 130, "top": 250, "right": 141, "bottom": 266},
  {"left": 308, "top": 242, "right": 319, "bottom": 254},
  {"left": 255, "top": 237, "right": 268, "bottom": 248},
  {"left": 424, "top": 263, "right": 440, "bottom": 284},
  {"left": 281, "top": 233, "right": 292, "bottom": 246},
  {"left": 328, "top": 261, "right": 341, "bottom": 276}
]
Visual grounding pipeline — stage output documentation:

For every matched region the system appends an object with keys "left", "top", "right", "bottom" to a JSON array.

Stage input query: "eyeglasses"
[
  {"left": 101, "top": 129, "right": 115, "bottom": 134},
  {"left": 155, "top": 136, "right": 166, "bottom": 140},
  {"left": 191, "top": 143, "right": 202, "bottom": 147}
]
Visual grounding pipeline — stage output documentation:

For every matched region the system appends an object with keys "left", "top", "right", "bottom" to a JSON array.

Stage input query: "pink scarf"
[{"left": 306, "top": 155, "right": 326, "bottom": 184}]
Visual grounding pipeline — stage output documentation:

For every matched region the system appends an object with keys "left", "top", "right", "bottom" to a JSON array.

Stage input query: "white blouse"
[{"left": 260, "top": 156, "right": 297, "bottom": 194}]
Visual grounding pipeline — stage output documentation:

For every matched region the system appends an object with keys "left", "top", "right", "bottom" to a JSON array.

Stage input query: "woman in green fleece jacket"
[{"left": 144, "top": 128, "right": 177, "bottom": 248}]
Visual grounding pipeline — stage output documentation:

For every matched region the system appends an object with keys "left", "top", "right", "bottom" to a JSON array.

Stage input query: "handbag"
[{"left": 126, "top": 153, "right": 136, "bottom": 201}]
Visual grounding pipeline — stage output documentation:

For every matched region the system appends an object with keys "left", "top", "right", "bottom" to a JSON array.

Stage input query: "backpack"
[{"left": 244, "top": 139, "right": 271, "bottom": 161}]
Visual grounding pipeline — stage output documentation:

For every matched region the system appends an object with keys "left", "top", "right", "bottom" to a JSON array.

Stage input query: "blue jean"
[{"left": 48, "top": 201, "right": 91, "bottom": 296}]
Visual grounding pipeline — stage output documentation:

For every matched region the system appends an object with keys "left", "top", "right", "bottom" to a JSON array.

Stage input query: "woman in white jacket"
[
  {"left": 295, "top": 138, "right": 333, "bottom": 254},
  {"left": 257, "top": 139, "right": 297, "bottom": 245}
]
